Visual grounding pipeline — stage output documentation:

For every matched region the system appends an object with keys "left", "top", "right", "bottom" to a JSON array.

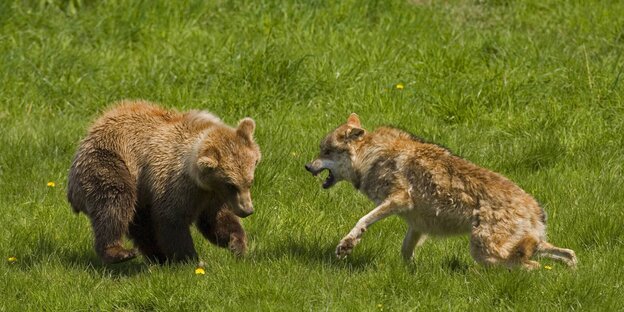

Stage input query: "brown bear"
[{"left": 67, "top": 100, "right": 261, "bottom": 264}]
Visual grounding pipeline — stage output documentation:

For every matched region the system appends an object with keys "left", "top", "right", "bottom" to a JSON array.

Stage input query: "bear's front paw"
[
  {"left": 335, "top": 236, "right": 357, "bottom": 259},
  {"left": 102, "top": 246, "right": 138, "bottom": 264},
  {"left": 228, "top": 235, "right": 248, "bottom": 258}
]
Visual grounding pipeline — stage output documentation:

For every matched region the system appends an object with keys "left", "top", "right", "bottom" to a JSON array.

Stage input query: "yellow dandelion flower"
[
  {"left": 194, "top": 267, "right": 206, "bottom": 275},
  {"left": 544, "top": 265, "right": 552, "bottom": 270},
  {"left": 47, "top": 181, "right": 56, "bottom": 187},
  {"left": 8, "top": 256, "right": 17, "bottom": 263},
  {"left": 395, "top": 83, "right": 404, "bottom": 90}
]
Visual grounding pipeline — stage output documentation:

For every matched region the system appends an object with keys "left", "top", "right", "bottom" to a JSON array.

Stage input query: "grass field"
[{"left": 1, "top": 0, "right": 623, "bottom": 310}]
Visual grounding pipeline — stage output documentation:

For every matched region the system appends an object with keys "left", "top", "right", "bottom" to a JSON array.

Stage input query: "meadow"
[{"left": 1, "top": 0, "right": 623, "bottom": 310}]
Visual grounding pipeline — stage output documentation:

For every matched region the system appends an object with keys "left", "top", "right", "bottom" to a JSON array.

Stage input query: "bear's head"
[{"left": 193, "top": 118, "right": 261, "bottom": 218}]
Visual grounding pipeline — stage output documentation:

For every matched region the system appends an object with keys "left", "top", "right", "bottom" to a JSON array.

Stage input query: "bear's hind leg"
[
  {"left": 196, "top": 209, "right": 247, "bottom": 257},
  {"left": 89, "top": 199, "right": 138, "bottom": 264},
  {"left": 128, "top": 207, "right": 166, "bottom": 264},
  {"left": 154, "top": 217, "right": 198, "bottom": 263},
  {"left": 82, "top": 150, "right": 138, "bottom": 264}
]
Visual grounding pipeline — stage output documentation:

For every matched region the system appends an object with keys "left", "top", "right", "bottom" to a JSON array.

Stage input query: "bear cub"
[{"left": 68, "top": 100, "right": 261, "bottom": 264}]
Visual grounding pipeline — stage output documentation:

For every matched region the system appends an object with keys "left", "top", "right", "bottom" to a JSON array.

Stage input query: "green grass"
[{"left": 1, "top": 0, "right": 623, "bottom": 310}]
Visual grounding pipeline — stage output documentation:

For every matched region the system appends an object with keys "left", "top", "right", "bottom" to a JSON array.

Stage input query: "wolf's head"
[{"left": 305, "top": 113, "right": 366, "bottom": 189}]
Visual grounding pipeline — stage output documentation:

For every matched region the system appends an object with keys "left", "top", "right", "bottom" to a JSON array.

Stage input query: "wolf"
[{"left": 305, "top": 113, "right": 577, "bottom": 269}]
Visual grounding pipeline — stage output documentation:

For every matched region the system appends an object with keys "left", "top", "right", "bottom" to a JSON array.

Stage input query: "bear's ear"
[
  {"left": 237, "top": 117, "right": 256, "bottom": 141},
  {"left": 197, "top": 156, "right": 218, "bottom": 169},
  {"left": 347, "top": 113, "right": 361, "bottom": 127}
]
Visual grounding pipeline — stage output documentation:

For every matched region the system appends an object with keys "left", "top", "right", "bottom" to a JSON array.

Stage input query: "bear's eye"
[{"left": 226, "top": 183, "right": 238, "bottom": 192}]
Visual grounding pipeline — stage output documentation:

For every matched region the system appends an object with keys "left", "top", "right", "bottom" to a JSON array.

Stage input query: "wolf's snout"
[{"left": 305, "top": 160, "right": 323, "bottom": 175}]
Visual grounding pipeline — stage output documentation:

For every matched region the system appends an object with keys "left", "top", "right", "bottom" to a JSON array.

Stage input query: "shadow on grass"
[
  {"left": 253, "top": 236, "right": 480, "bottom": 275},
  {"left": 14, "top": 233, "right": 148, "bottom": 277},
  {"left": 401, "top": 255, "right": 472, "bottom": 276},
  {"left": 253, "top": 237, "right": 381, "bottom": 272},
  {"left": 64, "top": 251, "right": 149, "bottom": 278},
  {"left": 441, "top": 256, "right": 470, "bottom": 274}
]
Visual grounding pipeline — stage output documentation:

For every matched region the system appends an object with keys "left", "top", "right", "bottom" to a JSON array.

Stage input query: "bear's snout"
[
  {"left": 232, "top": 190, "right": 254, "bottom": 218},
  {"left": 237, "top": 207, "right": 254, "bottom": 218}
]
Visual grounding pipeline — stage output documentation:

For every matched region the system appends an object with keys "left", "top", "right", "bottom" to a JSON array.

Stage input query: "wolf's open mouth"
[
  {"left": 307, "top": 164, "right": 337, "bottom": 189},
  {"left": 320, "top": 169, "right": 335, "bottom": 189}
]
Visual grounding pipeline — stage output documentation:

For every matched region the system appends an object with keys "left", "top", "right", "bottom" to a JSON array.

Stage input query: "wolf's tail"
[{"left": 536, "top": 241, "right": 577, "bottom": 268}]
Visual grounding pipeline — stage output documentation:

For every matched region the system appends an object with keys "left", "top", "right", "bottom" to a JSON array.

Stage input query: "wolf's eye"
[{"left": 321, "top": 149, "right": 331, "bottom": 156}]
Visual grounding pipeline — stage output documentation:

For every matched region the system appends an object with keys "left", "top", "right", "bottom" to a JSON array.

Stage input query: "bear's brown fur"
[{"left": 67, "top": 100, "right": 261, "bottom": 264}]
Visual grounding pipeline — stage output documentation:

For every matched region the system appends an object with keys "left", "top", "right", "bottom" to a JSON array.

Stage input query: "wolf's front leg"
[
  {"left": 401, "top": 226, "right": 427, "bottom": 261},
  {"left": 336, "top": 199, "right": 405, "bottom": 259}
]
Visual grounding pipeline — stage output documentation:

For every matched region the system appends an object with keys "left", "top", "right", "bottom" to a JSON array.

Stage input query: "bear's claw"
[{"left": 102, "top": 246, "right": 138, "bottom": 264}]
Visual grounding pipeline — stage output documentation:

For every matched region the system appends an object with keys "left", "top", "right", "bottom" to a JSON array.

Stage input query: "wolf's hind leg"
[
  {"left": 536, "top": 241, "right": 577, "bottom": 268},
  {"left": 401, "top": 226, "right": 427, "bottom": 261},
  {"left": 521, "top": 260, "right": 541, "bottom": 270},
  {"left": 470, "top": 234, "right": 540, "bottom": 270}
]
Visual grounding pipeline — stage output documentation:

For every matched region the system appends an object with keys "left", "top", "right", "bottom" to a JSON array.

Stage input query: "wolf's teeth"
[{"left": 322, "top": 170, "right": 335, "bottom": 189}]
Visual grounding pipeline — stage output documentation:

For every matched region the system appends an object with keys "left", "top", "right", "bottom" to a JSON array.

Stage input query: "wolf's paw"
[
  {"left": 522, "top": 260, "right": 541, "bottom": 271},
  {"left": 336, "top": 236, "right": 357, "bottom": 259},
  {"left": 565, "top": 250, "right": 578, "bottom": 268}
]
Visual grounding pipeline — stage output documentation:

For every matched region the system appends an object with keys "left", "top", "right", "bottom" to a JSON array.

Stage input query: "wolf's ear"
[
  {"left": 347, "top": 113, "right": 361, "bottom": 127},
  {"left": 346, "top": 127, "right": 365, "bottom": 141},
  {"left": 237, "top": 117, "right": 256, "bottom": 141},
  {"left": 197, "top": 156, "right": 218, "bottom": 169}
]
